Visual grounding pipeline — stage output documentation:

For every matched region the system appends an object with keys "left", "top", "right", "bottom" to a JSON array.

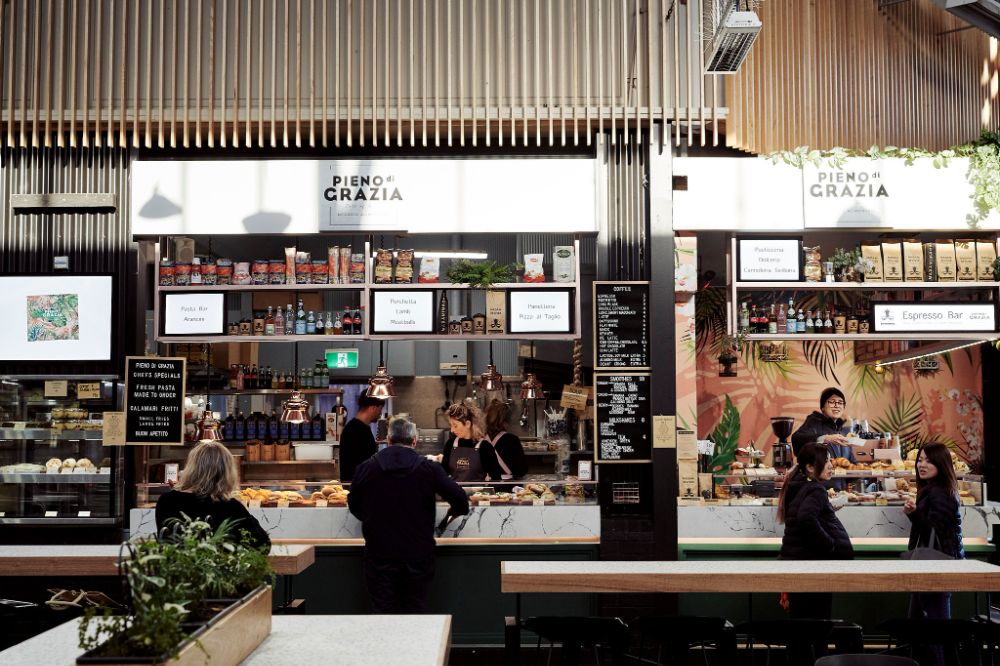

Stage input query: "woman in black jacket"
[
  {"left": 484, "top": 400, "right": 528, "bottom": 480},
  {"left": 778, "top": 442, "right": 854, "bottom": 621},
  {"left": 155, "top": 441, "right": 271, "bottom": 551}
]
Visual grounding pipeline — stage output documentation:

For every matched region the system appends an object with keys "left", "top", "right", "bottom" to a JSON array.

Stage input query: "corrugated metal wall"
[
  {"left": 727, "top": 0, "right": 1000, "bottom": 153},
  {"left": 0, "top": 0, "right": 723, "bottom": 151}
]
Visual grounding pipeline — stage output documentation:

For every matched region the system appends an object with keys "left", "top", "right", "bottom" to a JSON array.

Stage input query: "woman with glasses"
[{"left": 790, "top": 387, "right": 856, "bottom": 465}]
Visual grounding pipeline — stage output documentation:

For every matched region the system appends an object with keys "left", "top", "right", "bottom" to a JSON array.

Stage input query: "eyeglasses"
[{"left": 825, "top": 400, "right": 846, "bottom": 407}]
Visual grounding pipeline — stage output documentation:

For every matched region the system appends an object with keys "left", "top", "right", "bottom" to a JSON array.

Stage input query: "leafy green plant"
[
  {"left": 78, "top": 517, "right": 274, "bottom": 659},
  {"left": 707, "top": 395, "right": 741, "bottom": 481},
  {"left": 829, "top": 247, "right": 861, "bottom": 272},
  {"left": 444, "top": 259, "right": 521, "bottom": 289}
]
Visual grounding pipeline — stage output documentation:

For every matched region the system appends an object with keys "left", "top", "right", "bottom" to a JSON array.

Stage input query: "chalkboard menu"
[
  {"left": 594, "top": 281, "right": 650, "bottom": 370},
  {"left": 125, "top": 356, "right": 186, "bottom": 445},
  {"left": 594, "top": 373, "right": 652, "bottom": 463}
]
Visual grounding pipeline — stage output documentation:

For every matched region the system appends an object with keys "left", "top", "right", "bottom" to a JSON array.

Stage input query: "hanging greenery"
[{"left": 763, "top": 131, "right": 1000, "bottom": 229}]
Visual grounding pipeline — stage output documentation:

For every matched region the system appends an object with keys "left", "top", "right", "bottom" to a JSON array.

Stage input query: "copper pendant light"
[
  {"left": 366, "top": 342, "right": 396, "bottom": 398},
  {"left": 479, "top": 341, "right": 504, "bottom": 392},
  {"left": 280, "top": 390, "right": 311, "bottom": 424},
  {"left": 520, "top": 372, "right": 543, "bottom": 400}
]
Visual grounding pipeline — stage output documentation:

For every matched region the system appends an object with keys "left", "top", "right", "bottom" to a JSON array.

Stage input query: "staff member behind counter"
[
  {"left": 791, "top": 387, "right": 856, "bottom": 464},
  {"left": 442, "top": 401, "right": 505, "bottom": 482}
]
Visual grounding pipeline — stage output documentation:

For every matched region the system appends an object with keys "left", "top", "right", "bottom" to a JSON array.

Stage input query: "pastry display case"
[{"left": 0, "top": 377, "right": 125, "bottom": 526}]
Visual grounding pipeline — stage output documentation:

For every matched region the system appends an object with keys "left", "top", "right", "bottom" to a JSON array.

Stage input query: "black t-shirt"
[
  {"left": 340, "top": 417, "right": 377, "bottom": 482},
  {"left": 489, "top": 432, "right": 528, "bottom": 479},
  {"left": 155, "top": 489, "right": 271, "bottom": 551}
]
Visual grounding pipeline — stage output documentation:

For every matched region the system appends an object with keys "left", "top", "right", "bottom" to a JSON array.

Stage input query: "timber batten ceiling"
[
  {"left": 0, "top": 0, "right": 726, "bottom": 151},
  {"left": 727, "top": 0, "right": 1000, "bottom": 154}
]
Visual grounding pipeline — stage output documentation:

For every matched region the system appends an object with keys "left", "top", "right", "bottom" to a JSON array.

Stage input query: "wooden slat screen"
[
  {"left": 0, "top": 0, "right": 725, "bottom": 152},
  {"left": 727, "top": 0, "right": 1000, "bottom": 153}
]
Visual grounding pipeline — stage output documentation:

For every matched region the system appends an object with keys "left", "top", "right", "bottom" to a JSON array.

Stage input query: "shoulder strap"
[{"left": 488, "top": 431, "right": 507, "bottom": 447}]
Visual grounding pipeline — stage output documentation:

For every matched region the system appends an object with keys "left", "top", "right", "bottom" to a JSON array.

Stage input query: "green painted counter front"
[
  {"left": 275, "top": 543, "right": 599, "bottom": 645},
  {"left": 677, "top": 539, "right": 996, "bottom": 634}
]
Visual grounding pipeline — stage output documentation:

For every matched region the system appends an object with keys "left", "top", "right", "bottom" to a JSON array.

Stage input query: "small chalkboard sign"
[
  {"left": 125, "top": 356, "right": 186, "bottom": 445},
  {"left": 593, "top": 281, "right": 650, "bottom": 370},
  {"left": 594, "top": 373, "right": 652, "bottom": 463}
]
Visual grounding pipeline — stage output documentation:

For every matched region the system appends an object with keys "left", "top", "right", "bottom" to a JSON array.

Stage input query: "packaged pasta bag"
[
  {"left": 374, "top": 249, "right": 394, "bottom": 284},
  {"left": 394, "top": 249, "right": 415, "bottom": 283}
]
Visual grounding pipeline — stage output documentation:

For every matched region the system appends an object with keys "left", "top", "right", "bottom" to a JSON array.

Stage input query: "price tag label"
[
  {"left": 44, "top": 510, "right": 58, "bottom": 517},
  {"left": 277, "top": 500, "right": 290, "bottom": 508},
  {"left": 60, "top": 468, "right": 74, "bottom": 474},
  {"left": 99, "top": 467, "right": 111, "bottom": 475},
  {"left": 834, "top": 469, "right": 847, "bottom": 477},
  {"left": 102, "top": 412, "right": 126, "bottom": 446},
  {"left": 249, "top": 500, "right": 262, "bottom": 509},
  {"left": 315, "top": 499, "right": 328, "bottom": 508},
  {"left": 77, "top": 382, "right": 102, "bottom": 399},
  {"left": 0, "top": 512, "right": 6, "bottom": 517},
  {"left": 532, "top": 499, "right": 545, "bottom": 506},
  {"left": 73, "top": 467, "right": 88, "bottom": 474},
  {"left": 12, "top": 422, "right": 25, "bottom": 430},
  {"left": 479, "top": 500, "right": 491, "bottom": 507},
  {"left": 45, "top": 380, "right": 68, "bottom": 397},
  {"left": 78, "top": 510, "right": 92, "bottom": 518},
  {"left": 561, "top": 385, "right": 591, "bottom": 410}
]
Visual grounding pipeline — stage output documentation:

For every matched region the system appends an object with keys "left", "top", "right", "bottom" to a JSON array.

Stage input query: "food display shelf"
[
  {"left": 0, "top": 473, "right": 111, "bottom": 484},
  {"left": 371, "top": 282, "right": 579, "bottom": 290},
  {"left": 158, "top": 283, "right": 365, "bottom": 291}
]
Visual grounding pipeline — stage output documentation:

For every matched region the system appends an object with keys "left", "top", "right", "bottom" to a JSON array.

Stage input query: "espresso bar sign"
[
  {"left": 871, "top": 302, "right": 997, "bottom": 333},
  {"left": 594, "top": 281, "right": 650, "bottom": 370},
  {"left": 594, "top": 373, "right": 652, "bottom": 463},
  {"left": 737, "top": 238, "right": 802, "bottom": 281},
  {"left": 125, "top": 356, "right": 186, "bottom": 445}
]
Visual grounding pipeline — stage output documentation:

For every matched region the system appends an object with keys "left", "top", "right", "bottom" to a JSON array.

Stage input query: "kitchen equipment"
[{"left": 770, "top": 416, "right": 795, "bottom": 471}]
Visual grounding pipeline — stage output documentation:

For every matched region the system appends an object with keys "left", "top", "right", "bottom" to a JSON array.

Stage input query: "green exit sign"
[{"left": 326, "top": 349, "right": 359, "bottom": 369}]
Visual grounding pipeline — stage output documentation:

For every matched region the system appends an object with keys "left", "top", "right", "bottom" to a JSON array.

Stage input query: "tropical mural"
[{"left": 689, "top": 287, "right": 985, "bottom": 470}]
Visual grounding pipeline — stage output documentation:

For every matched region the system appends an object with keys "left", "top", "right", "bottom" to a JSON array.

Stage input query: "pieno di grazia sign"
[{"left": 870, "top": 302, "right": 997, "bottom": 334}]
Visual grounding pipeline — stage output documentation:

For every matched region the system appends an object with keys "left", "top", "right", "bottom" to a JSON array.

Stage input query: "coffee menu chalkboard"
[
  {"left": 125, "top": 356, "right": 186, "bottom": 445},
  {"left": 594, "top": 281, "right": 650, "bottom": 370},
  {"left": 594, "top": 373, "right": 652, "bottom": 463}
]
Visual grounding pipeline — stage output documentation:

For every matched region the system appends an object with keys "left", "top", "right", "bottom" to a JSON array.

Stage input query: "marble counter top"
[
  {"left": 0, "top": 615, "right": 452, "bottom": 666},
  {"left": 678, "top": 504, "right": 999, "bottom": 539},
  {"left": 130, "top": 504, "right": 601, "bottom": 542}
]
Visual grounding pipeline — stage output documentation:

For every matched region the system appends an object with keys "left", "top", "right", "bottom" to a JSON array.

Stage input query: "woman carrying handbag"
[{"left": 903, "top": 442, "right": 964, "bottom": 666}]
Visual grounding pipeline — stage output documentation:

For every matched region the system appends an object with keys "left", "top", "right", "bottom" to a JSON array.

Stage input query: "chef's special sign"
[
  {"left": 737, "top": 238, "right": 803, "bottom": 282},
  {"left": 871, "top": 302, "right": 997, "bottom": 333},
  {"left": 125, "top": 356, "right": 185, "bottom": 445},
  {"left": 594, "top": 373, "right": 652, "bottom": 463}
]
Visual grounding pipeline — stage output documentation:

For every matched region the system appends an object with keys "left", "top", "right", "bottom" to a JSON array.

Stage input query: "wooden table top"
[
  {"left": 500, "top": 559, "right": 1000, "bottom": 594},
  {"left": 0, "top": 614, "right": 452, "bottom": 666},
  {"left": 0, "top": 544, "right": 315, "bottom": 577}
]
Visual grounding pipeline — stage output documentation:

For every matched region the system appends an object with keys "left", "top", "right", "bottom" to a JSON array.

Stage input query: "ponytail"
[{"left": 775, "top": 463, "right": 799, "bottom": 524}]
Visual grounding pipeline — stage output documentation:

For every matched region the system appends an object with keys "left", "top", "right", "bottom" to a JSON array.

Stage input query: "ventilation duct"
[{"left": 703, "top": 1, "right": 763, "bottom": 74}]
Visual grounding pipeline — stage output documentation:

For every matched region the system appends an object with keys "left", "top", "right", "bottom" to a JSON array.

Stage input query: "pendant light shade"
[
  {"left": 479, "top": 341, "right": 504, "bottom": 392},
  {"left": 520, "top": 373, "right": 543, "bottom": 400},
  {"left": 280, "top": 390, "right": 311, "bottom": 424},
  {"left": 366, "top": 342, "right": 396, "bottom": 398}
]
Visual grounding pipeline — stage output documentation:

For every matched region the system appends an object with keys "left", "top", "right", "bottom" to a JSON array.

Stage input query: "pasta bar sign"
[{"left": 737, "top": 238, "right": 802, "bottom": 282}]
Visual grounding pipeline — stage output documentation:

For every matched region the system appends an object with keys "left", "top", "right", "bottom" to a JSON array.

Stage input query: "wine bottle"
[{"left": 438, "top": 291, "right": 449, "bottom": 334}]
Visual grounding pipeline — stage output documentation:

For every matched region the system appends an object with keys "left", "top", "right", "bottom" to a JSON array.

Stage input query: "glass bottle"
[
  {"left": 265, "top": 306, "right": 275, "bottom": 336},
  {"left": 786, "top": 299, "right": 796, "bottom": 334},
  {"left": 332, "top": 311, "right": 344, "bottom": 335},
  {"left": 311, "top": 412, "right": 324, "bottom": 440},
  {"left": 278, "top": 415, "right": 290, "bottom": 440},
  {"left": 275, "top": 306, "right": 285, "bottom": 336},
  {"left": 325, "top": 310, "right": 334, "bottom": 332},
  {"left": 306, "top": 310, "right": 317, "bottom": 335},
  {"left": 249, "top": 364, "right": 258, "bottom": 390},
  {"left": 766, "top": 304, "right": 777, "bottom": 334},
  {"left": 353, "top": 308, "right": 363, "bottom": 335},
  {"left": 284, "top": 303, "right": 294, "bottom": 335},
  {"left": 315, "top": 310, "right": 326, "bottom": 335},
  {"left": 234, "top": 409, "right": 246, "bottom": 441},
  {"left": 823, "top": 310, "right": 834, "bottom": 334},
  {"left": 805, "top": 310, "right": 815, "bottom": 334},
  {"left": 341, "top": 308, "right": 353, "bottom": 335},
  {"left": 776, "top": 304, "right": 787, "bottom": 333},
  {"left": 739, "top": 302, "right": 750, "bottom": 333},
  {"left": 223, "top": 412, "right": 236, "bottom": 441},
  {"left": 268, "top": 410, "right": 280, "bottom": 441},
  {"left": 295, "top": 299, "right": 307, "bottom": 335},
  {"left": 796, "top": 306, "right": 806, "bottom": 334}
]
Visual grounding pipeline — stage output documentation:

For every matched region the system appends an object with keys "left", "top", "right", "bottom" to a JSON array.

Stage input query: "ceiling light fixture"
[
  {"left": 280, "top": 390, "right": 311, "bottom": 424},
  {"left": 366, "top": 342, "right": 396, "bottom": 398},
  {"left": 872, "top": 337, "right": 997, "bottom": 369},
  {"left": 479, "top": 341, "right": 504, "bottom": 392}
]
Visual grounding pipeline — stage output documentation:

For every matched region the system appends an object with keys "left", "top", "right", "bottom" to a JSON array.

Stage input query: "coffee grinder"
[{"left": 770, "top": 416, "right": 795, "bottom": 471}]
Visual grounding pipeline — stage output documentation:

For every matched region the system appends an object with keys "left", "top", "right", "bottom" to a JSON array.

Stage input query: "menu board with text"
[
  {"left": 125, "top": 356, "right": 186, "bottom": 445},
  {"left": 594, "top": 373, "right": 652, "bottom": 463},
  {"left": 594, "top": 281, "right": 650, "bottom": 370}
]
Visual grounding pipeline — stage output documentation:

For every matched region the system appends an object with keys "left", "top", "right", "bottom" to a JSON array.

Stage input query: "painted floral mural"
[{"left": 693, "top": 288, "right": 985, "bottom": 469}]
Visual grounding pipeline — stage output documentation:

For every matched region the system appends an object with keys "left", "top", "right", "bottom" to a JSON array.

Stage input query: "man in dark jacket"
[
  {"left": 348, "top": 416, "right": 470, "bottom": 613},
  {"left": 791, "top": 386, "right": 856, "bottom": 464},
  {"left": 339, "top": 395, "right": 385, "bottom": 482}
]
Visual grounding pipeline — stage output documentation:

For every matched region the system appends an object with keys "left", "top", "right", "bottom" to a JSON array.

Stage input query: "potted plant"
[
  {"left": 444, "top": 259, "right": 521, "bottom": 289},
  {"left": 716, "top": 331, "right": 744, "bottom": 377},
  {"left": 829, "top": 247, "right": 863, "bottom": 282},
  {"left": 77, "top": 517, "right": 274, "bottom": 665}
]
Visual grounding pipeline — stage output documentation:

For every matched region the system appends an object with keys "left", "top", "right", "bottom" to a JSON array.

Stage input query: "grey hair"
[{"left": 388, "top": 416, "right": 418, "bottom": 445}]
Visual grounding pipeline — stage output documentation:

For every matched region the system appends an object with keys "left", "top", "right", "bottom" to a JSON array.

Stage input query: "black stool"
[
  {"left": 631, "top": 615, "right": 737, "bottom": 665},
  {"left": 879, "top": 618, "right": 980, "bottom": 666},
  {"left": 737, "top": 619, "right": 836, "bottom": 665},
  {"left": 816, "top": 656, "right": 918, "bottom": 666},
  {"left": 522, "top": 616, "right": 629, "bottom": 666}
]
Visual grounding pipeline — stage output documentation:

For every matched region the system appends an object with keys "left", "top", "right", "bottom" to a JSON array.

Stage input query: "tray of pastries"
[{"left": 515, "top": 483, "right": 557, "bottom": 505}]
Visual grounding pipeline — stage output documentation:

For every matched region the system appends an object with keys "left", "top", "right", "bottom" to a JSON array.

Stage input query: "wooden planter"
[{"left": 77, "top": 585, "right": 272, "bottom": 666}]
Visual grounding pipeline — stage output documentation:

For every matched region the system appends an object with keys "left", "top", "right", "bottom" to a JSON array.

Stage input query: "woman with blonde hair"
[
  {"left": 442, "top": 400, "right": 504, "bottom": 482},
  {"left": 155, "top": 441, "right": 270, "bottom": 550}
]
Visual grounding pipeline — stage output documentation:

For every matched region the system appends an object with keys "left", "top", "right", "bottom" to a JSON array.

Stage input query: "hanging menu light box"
[
  {"left": 594, "top": 373, "right": 652, "bottom": 463},
  {"left": 370, "top": 290, "right": 436, "bottom": 334},
  {"left": 594, "top": 281, "right": 650, "bottom": 370},
  {"left": 870, "top": 302, "right": 997, "bottom": 333},
  {"left": 125, "top": 356, "right": 186, "bottom": 445},
  {"left": 508, "top": 289, "right": 573, "bottom": 334},
  {"left": 737, "top": 237, "right": 803, "bottom": 282}
]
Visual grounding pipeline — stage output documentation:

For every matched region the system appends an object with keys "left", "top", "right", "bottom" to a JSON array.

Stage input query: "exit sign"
[{"left": 326, "top": 349, "right": 360, "bottom": 369}]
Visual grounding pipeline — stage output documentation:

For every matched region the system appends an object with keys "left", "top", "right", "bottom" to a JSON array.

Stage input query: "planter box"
[{"left": 77, "top": 585, "right": 272, "bottom": 665}]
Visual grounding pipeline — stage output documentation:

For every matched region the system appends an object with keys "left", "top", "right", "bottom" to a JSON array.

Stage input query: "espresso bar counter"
[
  {"left": 0, "top": 614, "right": 452, "bottom": 666},
  {"left": 0, "top": 544, "right": 315, "bottom": 576}
]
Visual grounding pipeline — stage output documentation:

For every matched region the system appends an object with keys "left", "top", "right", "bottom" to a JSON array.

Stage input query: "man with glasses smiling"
[{"left": 791, "top": 387, "right": 857, "bottom": 466}]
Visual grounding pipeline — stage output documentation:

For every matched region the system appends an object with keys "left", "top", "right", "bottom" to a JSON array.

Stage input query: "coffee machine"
[{"left": 770, "top": 417, "right": 795, "bottom": 471}]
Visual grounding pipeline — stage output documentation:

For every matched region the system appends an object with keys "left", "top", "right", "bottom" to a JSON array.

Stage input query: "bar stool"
[
  {"left": 815, "top": 656, "right": 918, "bottom": 666},
  {"left": 521, "top": 616, "right": 629, "bottom": 666},
  {"left": 878, "top": 618, "right": 980, "bottom": 666},
  {"left": 736, "top": 618, "right": 836, "bottom": 665},
  {"left": 630, "top": 615, "right": 737, "bottom": 665}
]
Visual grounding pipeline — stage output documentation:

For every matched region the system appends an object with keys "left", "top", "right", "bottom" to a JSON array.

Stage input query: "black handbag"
[{"left": 900, "top": 527, "right": 953, "bottom": 561}]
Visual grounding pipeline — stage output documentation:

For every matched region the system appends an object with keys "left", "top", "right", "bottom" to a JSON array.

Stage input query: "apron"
[
  {"left": 488, "top": 432, "right": 514, "bottom": 481},
  {"left": 451, "top": 440, "right": 487, "bottom": 482}
]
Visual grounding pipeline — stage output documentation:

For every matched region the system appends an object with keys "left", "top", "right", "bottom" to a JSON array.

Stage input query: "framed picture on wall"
[{"left": 736, "top": 237, "right": 804, "bottom": 282}]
